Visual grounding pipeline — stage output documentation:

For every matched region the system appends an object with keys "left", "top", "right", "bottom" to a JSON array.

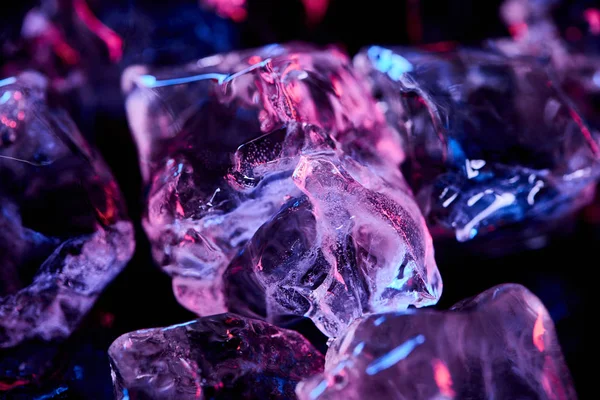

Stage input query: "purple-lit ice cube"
[
  {"left": 0, "top": 72, "right": 134, "bottom": 386},
  {"left": 224, "top": 152, "right": 441, "bottom": 338},
  {"left": 297, "top": 284, "right": 577, "bottom": 400},
  {"left": 355, "top": 46, "right": 600, "bottom": 243},
  {"left": 495, "top": 0, "right": 600, "bottom": 131},
  {"left": 109, "top": 313, "right": 324, "bottom": 399},
  {"left": 122, "top": 43, "right": 436, "bottom": 327}
]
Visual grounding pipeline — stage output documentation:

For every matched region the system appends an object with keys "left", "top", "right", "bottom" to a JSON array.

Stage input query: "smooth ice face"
[
  {"left": 122, "top": 43, "right": 437, "bottom": 322},
  {"left": 0, "top": 73, "right": 134, "bottom": 383},
  {"left": 224, "top": 153, "right": 441, "bottom": 338},
  {"left": 355, "top": 46, "right": 600, "bottom": 242},
  {"left": 297, "top": 284, "right": 577, "bottom": 400},
  {"left": 108, "top": 313, "right": 324, "bottom": 400}
]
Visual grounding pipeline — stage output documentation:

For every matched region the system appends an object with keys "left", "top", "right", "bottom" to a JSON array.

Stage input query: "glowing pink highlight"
[
  {"left": 202, "top": 0, "right": 247, "bottom": 22},
  {"left": 73, "top": 0, "right": 123, "bottom": 63},
  {"left": 584, "top": 8, "right": 600, "bottom": 35},
  {"left": 302, "top": 0, "right": 329, "bottom": 26}
]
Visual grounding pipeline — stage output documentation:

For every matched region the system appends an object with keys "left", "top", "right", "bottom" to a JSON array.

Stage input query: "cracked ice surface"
[
  {"left": 297, "top": 284, "right": 577, "bottom": 400},
  {"left": 123, "top": 43, "right": 441, "bottom": 336},
  {"left": 109, "top": 313, "right": 324, "bottom": 399},
  {"left": 225, "top": 151, "right": 441, "bottom": 338},
  {"left": 355, "top": 46, "right": 600, "bottom": 242},
  {"left": 0, "top": 72, "right": 134, "bottom": 381}
]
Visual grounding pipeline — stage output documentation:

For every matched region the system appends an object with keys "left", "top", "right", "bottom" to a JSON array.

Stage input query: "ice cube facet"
[{"left": 297, "top": 284, "right": 577, "bottom": 400}]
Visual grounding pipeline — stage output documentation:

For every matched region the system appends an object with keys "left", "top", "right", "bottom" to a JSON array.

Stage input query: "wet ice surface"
[
  {"left": 0, "top": 73, "right": 134, "bottom": 385},
  {"left": 297, "top": 284, "right": 577, "bottom": 400},
  {"left": 225, "top": 152, "right": 440, "bottom": 338},
  {"left": 355, "top": 46, "right": 600, "bottom": 243},
  {"left": 109, "top": 313, "right": 324, "bottom": 400},
  {"left": 124, "top": 43, "right": 441, "bottom": 337}
]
